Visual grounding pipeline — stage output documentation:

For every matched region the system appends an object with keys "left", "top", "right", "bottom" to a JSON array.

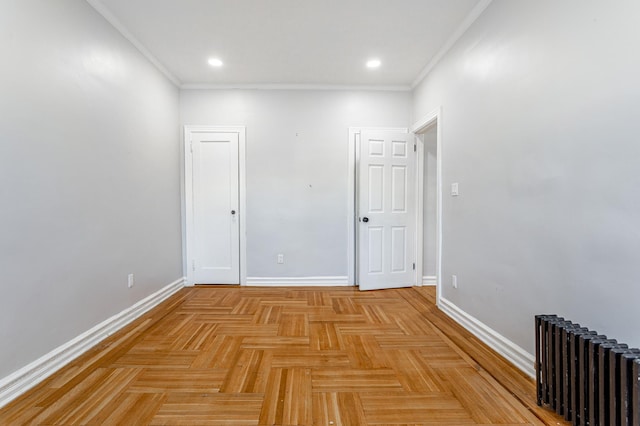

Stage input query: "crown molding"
[
  {"left": 411, "top": 0, "right": 493, "bottom": 89},
  {"left": 180, "top": 83, "right": 412, "bottom": 91},
  {"left": 85, "top": 0, "right": 181, "bottom": 87},
  {"left": 86, "top": 0, "right": 490, "bottom": 92}
]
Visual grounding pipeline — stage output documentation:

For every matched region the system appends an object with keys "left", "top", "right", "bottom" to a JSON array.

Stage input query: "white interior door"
[
  {"left": 191, "top": 131, "right": 240, "bottom": 284},
  {"left": 358, "top": 131, "right": 416, "bottom": 290}
]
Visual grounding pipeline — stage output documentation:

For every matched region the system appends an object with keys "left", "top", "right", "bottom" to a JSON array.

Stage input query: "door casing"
[
  {"left": 357, "top": 130, "right": 416, "bottom": 290},
  {"left": 184, "top": 125, "right": 247, "bottom": 286},
  {"left": 411, "top": 107, "right": 442, "bottom": 304},
  {"left": 348, "top": 127, "right": 418, "bottom": 287}
]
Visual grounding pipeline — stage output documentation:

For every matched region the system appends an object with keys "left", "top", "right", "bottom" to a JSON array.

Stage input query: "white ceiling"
[{"left": 90, "top": 0, "right": 485, "bottom": 88}]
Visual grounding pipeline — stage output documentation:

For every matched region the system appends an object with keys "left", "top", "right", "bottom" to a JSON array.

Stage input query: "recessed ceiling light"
[
  {"left": 366, "top": 59, "right": 381, "bottom": 69},
  {"left": 208, "top": 58, "right": 223, "bottom": 67}
]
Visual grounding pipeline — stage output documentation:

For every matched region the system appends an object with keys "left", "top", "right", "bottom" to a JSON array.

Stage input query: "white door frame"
[
  {"left": 184, "top": 125, "right": 247, "bottom": 287},
  {"left": 411, "top": 107, "right": 443, "bottom": 305},
  {"left": 347, "top": 127, "right": 409, "bottom": 286}
]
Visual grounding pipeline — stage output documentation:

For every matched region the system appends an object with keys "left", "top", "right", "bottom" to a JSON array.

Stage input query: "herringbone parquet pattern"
[{"left": 0, "top": 286, "right": 566, "bottom": 425}]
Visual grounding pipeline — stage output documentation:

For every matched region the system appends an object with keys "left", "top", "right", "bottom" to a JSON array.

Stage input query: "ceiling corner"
[
  {"left": 411, "top": 0, "right": 494, "bottom": 89},
  {"left": 85, "top": 0, "right": 182, "bottom": 87}
]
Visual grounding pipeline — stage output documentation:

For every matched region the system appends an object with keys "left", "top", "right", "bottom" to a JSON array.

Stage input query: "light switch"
[{"left": 451, "top": 182, "right": 459, "bottom": 196}]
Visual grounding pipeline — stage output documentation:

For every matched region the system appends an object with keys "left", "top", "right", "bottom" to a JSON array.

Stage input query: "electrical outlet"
[
  {"left": 451, "top": 275, "right": 458, "bottom": 289},
  {"left": 128, "top": 273, "right": 134, "bottom": 288},
  {"left": 277, "top": 254, "right": 284, "bottom": 264}
]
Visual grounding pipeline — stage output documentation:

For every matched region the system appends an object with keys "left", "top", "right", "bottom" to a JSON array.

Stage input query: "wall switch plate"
[
  {"left": 451, "top": 183, "right": 459, "bottom": 196},
  {"left": 128, "top": 273, "right": 134, "bottom": 288},
  {"left": 277, "top": 254, "right": 284, "bottom": 264},
  {"left": 451, "top": 275, "right": 458, "bottom": 289}
]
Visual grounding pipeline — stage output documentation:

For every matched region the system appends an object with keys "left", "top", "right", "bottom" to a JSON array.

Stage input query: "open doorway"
[
  {"left": 417, "top": 126, "right": 438, "bottom": 286},
  {"left": 347, "top": 127, "right": 408, "bottom": 287},
  {"left": 357, "top": 130, "right": 416, "bottom": 291},
  {"left": 412, "top": 108, "right": 442, "bottom": 302},
  {"left": 347, "top": 111, "right": 441, "bottom": 298}
]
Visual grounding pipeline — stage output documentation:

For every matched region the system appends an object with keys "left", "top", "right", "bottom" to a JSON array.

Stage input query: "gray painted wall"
[
  {"left": 0, "top": 1, "right": 182, "bottom": 378},
  {"left": 8, "top": 0, "right": 634, "bottom": 388},
  {"left": 180, "top": 89, "right": 412, "bottom": 278},
  {"left": 413, "top": 0, "right": 640, "bottom": 353}
]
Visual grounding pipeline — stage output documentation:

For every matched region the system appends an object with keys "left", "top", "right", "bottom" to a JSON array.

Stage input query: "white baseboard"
[
  {"left": 438, "top": 297, "right": 535, "bottom": 378},
  {"left": 246, "top": 276, "right": 350, "bottom": 287},
  {"left": 0, "top": 277, "right": 185, "bottom": 409},
  {"left": 422, "top": 275, "right": 437, "bottom": 286}
]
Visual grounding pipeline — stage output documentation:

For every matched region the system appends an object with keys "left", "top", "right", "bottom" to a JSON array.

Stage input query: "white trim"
[
  {"left": 246, "top": 276, "right": 349, "bottom": 286},
  {"left": 238, "top": 128, "right": 247, "bottom": 286},
  {"left": 183, "top": 126, "right": 247, "bottom": 286},
  {"left": 438, "top": 297, "right": 535, "bottom": 378},
  {"left": 415, "top": 134, "right": 424, "bottom": 287},
  {"left": 412, "top": 108, "right": 442, "bottom": 306},
  {"left": 181, "top": 83, "right": 411, "bottom": 92},
  {"left": 422, "top": 276, "right": 437, "bottom": 286},
  {"left": 411, "top": 108, "right": 440, "bottom": 134},
  {"left": 85, "top": 0, "right": 181, "bottom": 87},
  {"left": 184, "top": 127, "right": 195, "bottom": 285},
  {"left": 411, "top": 0, "right": 493, "bottom": 89},
  {"left": 347, "top": 129, "right": 357, "bottom": 286},
  {"left": 0, "top": 277, "right": 185, "bottom": 409},
  {"left": 348, "top": 127, "right": 409, "bottom": 287}
]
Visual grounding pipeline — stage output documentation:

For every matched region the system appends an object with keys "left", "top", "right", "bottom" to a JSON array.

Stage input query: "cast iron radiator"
[{"left": 535, "top": 315, "right": 640, "bottom": 426}]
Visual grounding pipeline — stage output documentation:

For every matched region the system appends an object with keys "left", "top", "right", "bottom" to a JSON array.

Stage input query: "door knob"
[
  {"left": 231, "top": 210, "right": 236, "bottom": 215},
  {"left": 362, "top": 217, "right": 369, "bottom": 223}
]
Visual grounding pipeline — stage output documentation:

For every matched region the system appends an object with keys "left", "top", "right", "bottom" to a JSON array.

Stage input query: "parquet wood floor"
[{"left": 0, "top": 286, "right": 569, "bottom": 425}]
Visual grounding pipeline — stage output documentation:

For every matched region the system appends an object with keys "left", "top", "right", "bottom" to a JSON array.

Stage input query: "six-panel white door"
[
  {"left": 358, "top": 131, "right": 415, "bottom": 290},
  {"left": 191, "top": 131, "right": 240, "bottom": 284}
]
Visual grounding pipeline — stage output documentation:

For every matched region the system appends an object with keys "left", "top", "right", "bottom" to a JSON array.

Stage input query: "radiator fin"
[{"left": 536, "top": 315, "right": 640, "bottom": 426}]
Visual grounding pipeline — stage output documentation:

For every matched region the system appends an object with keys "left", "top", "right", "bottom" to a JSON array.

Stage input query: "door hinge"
[
  {"left": 412, "top": 262, "right": 416, "bottom": 270},
  {"left": 414, "top": 144, "right": 417, "bottom": 152}
]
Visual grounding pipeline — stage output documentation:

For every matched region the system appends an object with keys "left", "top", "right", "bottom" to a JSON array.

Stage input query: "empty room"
[{"left": 1, "top": 0, "right": 639, "bottom": 424}]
